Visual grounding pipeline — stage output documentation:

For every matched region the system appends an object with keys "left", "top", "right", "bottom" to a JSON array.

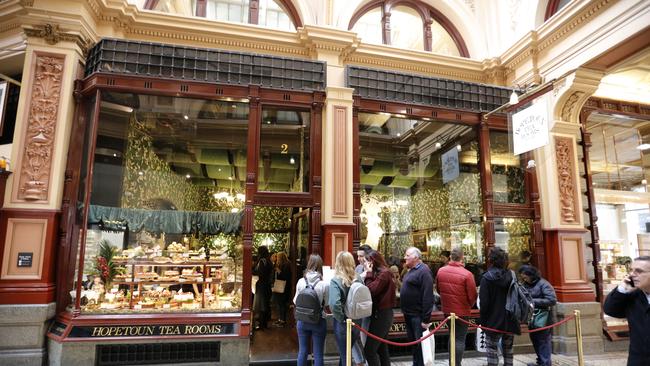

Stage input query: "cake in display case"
[{"left": 77, "top": 238, "right": 241, "bottom": 314}]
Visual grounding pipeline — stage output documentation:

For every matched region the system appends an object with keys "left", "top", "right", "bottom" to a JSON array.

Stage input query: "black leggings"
[{"left": 364, "top": 308, "right": 394, "bottom": 366}]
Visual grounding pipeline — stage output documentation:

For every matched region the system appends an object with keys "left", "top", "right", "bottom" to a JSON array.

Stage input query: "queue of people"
[{"left": 254, "top": 245, "right": 563, "bottom": 366}]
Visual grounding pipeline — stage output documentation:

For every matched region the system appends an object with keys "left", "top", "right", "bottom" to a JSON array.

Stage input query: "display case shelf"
[{"left": 81, "top": 258, "right": 234, "bottom": 314}]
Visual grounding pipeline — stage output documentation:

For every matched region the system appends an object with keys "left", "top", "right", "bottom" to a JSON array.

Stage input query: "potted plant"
[
  {"left": 90, "top": 240, "right": 125, "bottom": 289},
  {"left": 615, "top": 256, "right": 632, "bottom": 271}
]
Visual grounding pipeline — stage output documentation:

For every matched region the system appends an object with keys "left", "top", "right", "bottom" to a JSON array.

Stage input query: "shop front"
[
  {"left": 46, "top": 38, "right": 324, "bottom": 365},
  {"left": 349, "top": 66, "right": 542, "bottom": 351},
  {"left": 580, "top": 97, "right": 650, "bottom": 340}
]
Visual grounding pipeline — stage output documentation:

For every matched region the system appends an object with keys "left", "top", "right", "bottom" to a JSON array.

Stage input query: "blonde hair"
[
  {"left": 276, "top": 252, "right": 289, "bottom": 268},
  {"left": 334, "top": 251, "right": 356, "bottom": 287}
]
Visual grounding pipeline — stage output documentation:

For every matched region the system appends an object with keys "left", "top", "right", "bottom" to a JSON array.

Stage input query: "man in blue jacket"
[
  {"left": 604, "top": 256, "right": 650, "bottom": 366},
  {"left": 400, "top": 247, "right": 434, "bottom": 366}
]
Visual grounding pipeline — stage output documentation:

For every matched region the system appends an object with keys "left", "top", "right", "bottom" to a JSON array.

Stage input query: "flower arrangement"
[{"left": 90, "top": 240, "right": 125, "bottom": 288}]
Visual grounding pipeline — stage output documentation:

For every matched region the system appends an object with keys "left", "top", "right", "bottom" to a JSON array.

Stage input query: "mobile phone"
[{"left": 626, "top": 278, "right": 635, "bottom": 287}]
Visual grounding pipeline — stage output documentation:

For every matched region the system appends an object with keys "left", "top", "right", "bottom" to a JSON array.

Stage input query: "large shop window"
[
  {"left": 73, "top": 91, "right": 248, "bottom": 314},
  {"left": 490, "top": 131, "right": 526, "bottom": 204},
  {"left": 587, "top": 112, "right": 650, "bottom": 303},
  {"left": 258, "top": 106, "right": 310, "bottom": 192},
  {"left": 358, "top": 112, "right": 483, "bottom": 276}
]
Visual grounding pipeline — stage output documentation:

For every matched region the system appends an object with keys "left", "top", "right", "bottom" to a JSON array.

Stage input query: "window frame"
[
  {"left": 348, "top": 0, "right": 469, "bottom": 57},
  {"left": 144, "top": 0, "right": 302, "bottom": 28},
  {"left": 56, "top": 73, "right": 323, "bottom": 323}
]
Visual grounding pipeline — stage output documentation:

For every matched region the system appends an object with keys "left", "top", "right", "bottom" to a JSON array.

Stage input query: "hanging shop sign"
[
  {"left": 60, "top": 323, "right": 236, "bottom": 339},
  {"left": 512, "top": 94, "right": 551, "bottom": 155},
  {"left": 441, "top": 147, "right": 459, "bottom": 184}
]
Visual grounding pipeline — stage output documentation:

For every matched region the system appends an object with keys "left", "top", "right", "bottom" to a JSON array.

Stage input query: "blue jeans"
[
  {"left": 333, "top": 319, "right": 365, "bottom": 366},
  {"left": 404, "top": 315, "right": 425, "bottom": 366},
  {"left": 529, "top": 329, "right": 552, "bottom": 366},
  {"left": 297, "top": 318, "right": 327, "bottom": 366}
]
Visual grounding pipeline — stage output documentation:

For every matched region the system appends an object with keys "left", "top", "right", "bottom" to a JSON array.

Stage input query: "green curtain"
[{"left": 87, "top": 204, "right": 242, "bottom": 234}]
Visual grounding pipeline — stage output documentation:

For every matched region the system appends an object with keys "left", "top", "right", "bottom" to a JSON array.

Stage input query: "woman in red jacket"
[{"left": 363, "top": 250, "right": 396, "bottom": 366}]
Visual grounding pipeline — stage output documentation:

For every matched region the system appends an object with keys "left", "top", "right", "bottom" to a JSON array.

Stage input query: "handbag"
[
  {"left": 251, "top": 275, "right": 259, "bottom": 295},
  {"left": 529, "top": 308, "right": 550, "bottom": 329},
  {"left": 421, "top": 329, "right": 435, "bottom": 366},
  {"left": 272, "top": 272, "right": 286, "bottom": 293},
  {"left": 475, "top": 327, "right": 487, "bottom": 353}
]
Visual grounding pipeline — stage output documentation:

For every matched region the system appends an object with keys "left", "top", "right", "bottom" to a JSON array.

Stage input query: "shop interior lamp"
[{"left": 509, "top": 90, "right": 519, "bottom": 105}]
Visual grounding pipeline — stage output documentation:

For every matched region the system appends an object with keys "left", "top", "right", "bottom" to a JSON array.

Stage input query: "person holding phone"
[
  {"left": 363, "top": 250, "right": 395, "bottom": 366},
  {"left": 604, "top": 256, "right": 650, "bottom": 366}
]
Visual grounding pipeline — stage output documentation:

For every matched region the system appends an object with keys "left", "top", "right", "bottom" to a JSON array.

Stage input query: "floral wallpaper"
[
  {"left": 501, "top": 218, "right": 533, "bottom": 258},
  {"left": 360, "top": 172, "right": 482, "bottom": 258},
  {"left": 120, "top": 114, "right": 245, "bottom": 214},
  {"left": 493, "top": 165, "right": 525, "bottom": 203},
  {"left": 254, "top": 206, "right": 292, "bottom": 232},
  {"left": 121, "top": 115, "right": 202, "bottom": 211}
]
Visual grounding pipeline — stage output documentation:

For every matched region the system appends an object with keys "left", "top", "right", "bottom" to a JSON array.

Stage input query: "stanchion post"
[
  {"left": 574, "top": 310, "right": 584, "bottom": 366},
  {"left": 450, "top": 313, "right": 456, "bottom": 366},
  {"left": 346, "top": 318, "right": 352, "bottom": 366}
]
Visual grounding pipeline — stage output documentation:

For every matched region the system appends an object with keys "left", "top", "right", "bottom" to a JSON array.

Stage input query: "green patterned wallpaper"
[
  {"left": 120, "top": 114, "right": 244, "bottom": 214},
  {"left": 121, "top": 115, "right": 202, "bottom": 211},
  {"left": 360, "top": 172, "right": 483, "bottom": 259}
]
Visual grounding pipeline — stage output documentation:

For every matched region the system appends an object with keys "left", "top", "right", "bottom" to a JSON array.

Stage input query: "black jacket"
[
  {"left": 479, "top": 268, "right": 521, "bottom": 335},
  {"left": 604, "top": 288, "right": 650, "bottom": 366},
  {"left": 522, "top": 277, "right": 557, "bottom": 310}
]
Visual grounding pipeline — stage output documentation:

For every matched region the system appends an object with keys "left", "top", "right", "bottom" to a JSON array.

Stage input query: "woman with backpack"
[
  {"left": 363, "top": 250, "right": 395, "bottom": 366},
  {"left": 293, "top": 254, "right": 329, "bottom": 366},
  {"left": 518, "top": 265, "right": 557, "bottom": 366},
  {"left": 479, "top": 247, "right": 520, "bottom": 366},
  {"left": 329, "top": 251, "right": 366, "bottom": 366}
]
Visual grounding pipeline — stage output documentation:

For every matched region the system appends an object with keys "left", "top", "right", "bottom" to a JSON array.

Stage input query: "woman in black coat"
[
  {"left": 253, "top": 245, "right": 274, "bottom": 330},
  {"left": 519, "top": 265, "right": 557, "bottom": 366},
  {"left": 479, "top": 247, "right": 519, "bottom": 366}
]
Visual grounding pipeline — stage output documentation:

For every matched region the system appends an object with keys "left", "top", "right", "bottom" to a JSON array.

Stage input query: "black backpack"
[
  {"left": 294, "top": 277, "right": 322, "bottom": 324},
  {"left": 505, "top": 270, "right": 534, "bottom": 325}
]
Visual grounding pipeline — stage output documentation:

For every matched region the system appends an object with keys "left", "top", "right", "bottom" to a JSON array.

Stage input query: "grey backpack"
[{"left": 344, "top": 278, "right": 373, "bottom": 320}]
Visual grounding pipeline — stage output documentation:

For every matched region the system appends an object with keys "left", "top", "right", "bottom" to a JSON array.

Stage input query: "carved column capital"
[
  {"left": 24, "top": 23, "right": 93, "bottom": 55},
  {"left": 552, "top": 68, "right": 604, "bottom": 124}
]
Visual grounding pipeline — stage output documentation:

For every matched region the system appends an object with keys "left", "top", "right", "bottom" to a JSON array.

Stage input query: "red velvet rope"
[
  {"left": 352, "top": 317, "right": 450, "bottom": 347},
  {"left": 455, "top": 314, "right": 576, "bottom": 334},
  {"left": 350, "top": 314, "right": 577, "bottom": 346}
]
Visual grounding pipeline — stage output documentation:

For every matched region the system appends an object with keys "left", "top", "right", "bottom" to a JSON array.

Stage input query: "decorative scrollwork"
[
  {"left": 555, "top": 137, "right": 578, "bottom": 224},
  {"left": 561, "top": 92, "right": 583, "bottom": 122},
  {"left": 18, "top": 54, "right": 65, "bottom": 201}
]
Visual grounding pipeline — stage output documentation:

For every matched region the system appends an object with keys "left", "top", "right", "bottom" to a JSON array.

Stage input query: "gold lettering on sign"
[
  {"left": 390, "top": 322, "right": 407, "bottom": 333},
  {"left": 280, "top": 144, "right": 288, "bottom": 154},
  {"left": 18, "top": 53, "right": 65, "bottom": 201},
  {"left": 87, "top": 324, "right": 229, "bottom": 337},
  {"left": 183, "top": 324, "right": 223, "bottom": 335},
  {"left": 91, "top": 326, "right": 155, "bottom": 337}
]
